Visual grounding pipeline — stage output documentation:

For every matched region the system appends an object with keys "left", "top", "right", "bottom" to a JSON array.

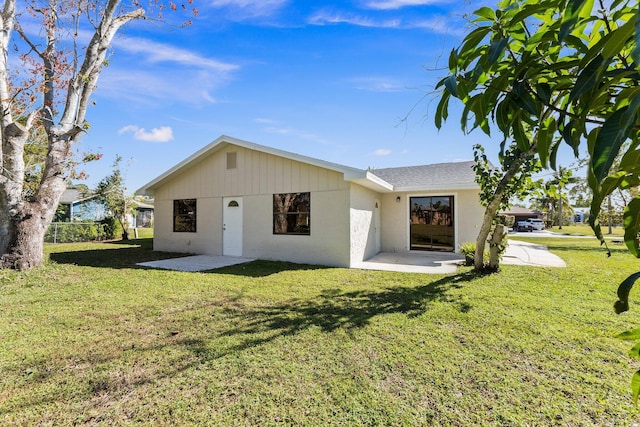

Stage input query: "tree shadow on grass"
[
  {"left": 210, "top": 260, "right": 332, "bottom": 277},
  {"left": 2, "top": 271, "right": 479, "bottom": 418},
  {"left": 49, "top": 239, "right": 191, "bottom": 268},
  {"left": 182, "top": 271, "right": 478, "bottom": 359}
]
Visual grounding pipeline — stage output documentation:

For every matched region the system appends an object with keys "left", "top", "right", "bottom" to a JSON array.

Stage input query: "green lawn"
[
  {"left": 547, "top": 223, "right": 625, "bottom": 237},
  {"left": 1, "top": 238, "right": 639, "bottom": 425}
]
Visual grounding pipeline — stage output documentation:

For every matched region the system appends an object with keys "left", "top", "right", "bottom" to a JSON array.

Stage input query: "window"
[
  {"left": 173, "top": 199, "right": 197, "bottom": 232},
  {"left": 273, "top": 192, "right": 310, "bottom": 235}
]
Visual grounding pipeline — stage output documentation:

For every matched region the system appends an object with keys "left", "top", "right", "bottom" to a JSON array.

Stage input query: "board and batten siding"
[
  {"left": 153, "top": 145, "right": 348, "bottom": 200},
  {"left": 152, "top": 144, "right": 352, "bottom": 266}
]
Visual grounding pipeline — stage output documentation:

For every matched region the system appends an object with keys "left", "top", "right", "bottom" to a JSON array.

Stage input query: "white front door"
[{"left": 223, "top": 197, "right": 243, "bottom": 256}]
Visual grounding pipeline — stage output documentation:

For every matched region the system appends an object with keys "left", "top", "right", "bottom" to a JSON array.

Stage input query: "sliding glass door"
[{"left": 409, "top": 196, "right": 454, "bottom": 252}]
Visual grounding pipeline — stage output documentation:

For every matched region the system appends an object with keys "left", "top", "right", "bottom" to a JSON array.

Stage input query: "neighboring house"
[
  {"left": 132, "top": 200, "right": 154, "bottom": 228},
  {"left": 136, "top": 135, "right": 485, "bottom": 268},
  {"left": 56, "top": 188, "right": 106, "bottom": 221},
  {"left": 500, "top": 206, "right": 545, "bottom": 224},
  {"left": 572, "top": 207, "right": 590, "bottom": 223}
]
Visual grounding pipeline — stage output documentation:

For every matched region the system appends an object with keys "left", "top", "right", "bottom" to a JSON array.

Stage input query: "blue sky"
[{"left": 74, "top": 0, "right": 577, "bottom": 194}]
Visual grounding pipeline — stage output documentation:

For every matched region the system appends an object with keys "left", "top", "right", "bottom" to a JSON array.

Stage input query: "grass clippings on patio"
[{"left": 1, "top": 238, "right": 639, "bottom": 425}]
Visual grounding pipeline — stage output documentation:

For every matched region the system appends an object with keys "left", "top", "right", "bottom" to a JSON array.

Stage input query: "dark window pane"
[
  {"left": 173, "top": 199, "right": 197, "bottom": 233},
  {"left": 273, "top": 192, "right": 310, "bottom": 235}
]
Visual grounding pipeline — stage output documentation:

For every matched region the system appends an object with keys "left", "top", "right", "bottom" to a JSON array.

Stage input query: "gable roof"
[
  {"left": 369, "top": 161, "right": 477, "bottom": 191},
  {"left": 136, "top": 135, "right": 478, "bottom": 196},
  {"left": 59, "top": 188, "right": 95, "bottom": 204}
]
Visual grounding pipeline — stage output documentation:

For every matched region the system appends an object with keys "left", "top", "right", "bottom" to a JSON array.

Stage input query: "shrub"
[
  {"left": 459, "top": 241, "right": 490, "bottom": 266},
  {"left": 45, "top": 222, "right": 100, "bottom": 243},
  {"left": 100, "top": 217, "right": 122, "bottom": 240}
]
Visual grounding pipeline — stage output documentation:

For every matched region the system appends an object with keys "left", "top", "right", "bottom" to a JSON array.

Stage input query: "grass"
[
  {"left": 547, "top": 223, "right": 625, "bottom": 237},
  {"left": 1, "top": 238, "right": 639, "bottom": 425}
]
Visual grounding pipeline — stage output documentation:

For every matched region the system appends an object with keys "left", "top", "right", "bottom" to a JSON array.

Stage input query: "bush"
[
  {"left": 100, "top": 217, "right": 122, "bottom": 240},
  {"left": 459, "top": 241, "right": 490, "bottom": 266},
  {"left": 45, "top": 222, "right": 100, "bottom": 243}
]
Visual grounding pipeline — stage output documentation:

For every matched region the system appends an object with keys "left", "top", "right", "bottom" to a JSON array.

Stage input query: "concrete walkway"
[
  {"left": 501, "top": 239, "right": 566, "bottom": 267},
  {"left": 137, "top": 239, "right": 565, "bottom": 273},
  {"left": 137, "top": 255, "right": 255, "bottom": 272}
]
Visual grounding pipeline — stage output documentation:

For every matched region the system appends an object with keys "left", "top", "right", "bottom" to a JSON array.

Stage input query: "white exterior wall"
[
  {"left": 152, "top": 144, "right": 352, "bottom": 266},
  {"left": 349, "top": 183, "right": 380, "bottom": 265},
  {"left": 380, "top": 189, "right": 483, "bottom": 253}
]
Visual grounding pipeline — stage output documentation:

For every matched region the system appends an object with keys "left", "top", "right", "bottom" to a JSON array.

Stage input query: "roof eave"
[{"left": 347, "top": 171, "right": 394, "bottom": 192}]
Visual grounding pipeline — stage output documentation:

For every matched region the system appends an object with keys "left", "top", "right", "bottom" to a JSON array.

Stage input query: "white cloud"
[
  {"left": 364, "top": 0, "right": 451, "bottom": 10},
  {"left": 374, "top": 148, "right": 392, "bottom": 156},
  {"left": 350, "top": 76, "right": 405, "bottom": 92},
  {"left": 308, "top": 10, "right": 455, "bottom": 33},
  {"left": 308, "top": 11, "right": 400, "bottom": 28},
  {"left": 119, "top": 125, "right": 174, "bottom": 142},
  {"left": 210, "top": 0, "right": 289, "bottom": 20},
  {"left": 254, "top": 118, "right": 277, "bottom": 124},
  {"left": 112, "top": 37, "right": 239, "bottom": 72}
]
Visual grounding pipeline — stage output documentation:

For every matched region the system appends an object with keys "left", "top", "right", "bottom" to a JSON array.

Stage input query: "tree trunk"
[
  {"left": 474, "top": 148, "right": 535, "bottom": 271},
  {"left": 1, "top": 204, "right": 52, "bottom": 269},
  {"left": 475, "top": 196, "right": 502, "bottom": 270},
  {"left": 0, "top": 124, "right": 68, "bottom": 270},
  {"left": 488, "top": 224, "right": 507, "bottom": 271}
]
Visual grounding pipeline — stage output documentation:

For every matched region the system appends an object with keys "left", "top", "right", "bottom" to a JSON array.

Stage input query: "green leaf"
[
  {"left": 569, "top": 54, "right": 604, "bottom": 102},
  {"left": 634, "top": 8, "right": 640, "bottom": 64},
  {"left": 487, "top": 37, "right": 509, "bottom": 66},
  {"left": 435, "top": 90, "right": 450, "bottom": 130},
  {"left": 617, "top": 328, "right": 640, "bottom": 341},
  {"left": 474, "top": 6, "right": 496, "bottom": 21},
  {"left": 633, "top": 370, "right": 640, "bottom": 407},
  {"left": 560, "top": 0, "right": 589, "bottom": 41},
  {"left": 459, "top": 27, "right": 492, "bottom": 63},
  {"left": 623, "top": 197, "right": 640, "bottom": 257},
  {"left": 444, "top": 74, "right": 458, "bottom": 98},
  {"left": 536, "top": 118, "right": 556, "bottom": 168},
  {"left": 448, "top": 48, "right": 458, "bottom": 72},
  {"left": 592, "top": 108, "right": 631, "bottom": 182},
  {"left": 535, "top": 82, "right": 551, "bottom": 105},
  {"left": 615, "top": 271, "right": 640, "bottom": 314},
  {"left": 602, "top": 18, "right": 635, "bottom": 60}
]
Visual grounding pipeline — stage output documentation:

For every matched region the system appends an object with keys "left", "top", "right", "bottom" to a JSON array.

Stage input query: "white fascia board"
[{"left": 344, "top": 171, "right": 394, "bottom": 193}]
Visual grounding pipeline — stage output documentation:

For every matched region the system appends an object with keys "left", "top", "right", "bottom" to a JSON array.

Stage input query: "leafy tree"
[
  {"left": 0, "top": 0, "right": 193, "bottom": 270},
  {"left": 435, "top": 0, "right": 640, "bottom": 401},
  {"left": 470, "top": 143, "right": 539, "bottom": 270},
  {"left": 94, "top": 157, "right": 135, "bottom": 240}
]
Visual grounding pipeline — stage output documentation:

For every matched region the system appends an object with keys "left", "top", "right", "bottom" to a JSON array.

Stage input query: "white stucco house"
[{"left": 136, "top": 135, "right": 485, "bottom": 267}]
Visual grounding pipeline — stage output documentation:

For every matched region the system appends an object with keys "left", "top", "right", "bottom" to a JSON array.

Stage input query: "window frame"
[
  {"left": 173, "top": 199, "right": 197, "bottom": 233},
  {"left": 273, "top": 192, "right": 311, "bottom": 236}
]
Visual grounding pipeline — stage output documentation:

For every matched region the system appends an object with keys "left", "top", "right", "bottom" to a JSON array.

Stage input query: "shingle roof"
[
  {"left": 59, "top": 188, "right": 94, "bottom": 204},
  {"left": 370, "top": 161, "right": 477, "bottom": 190}
]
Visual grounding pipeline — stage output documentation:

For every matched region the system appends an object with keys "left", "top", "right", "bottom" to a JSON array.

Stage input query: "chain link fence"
[{"left": 45, "top": 222, "right": 108, "bottom": 244}]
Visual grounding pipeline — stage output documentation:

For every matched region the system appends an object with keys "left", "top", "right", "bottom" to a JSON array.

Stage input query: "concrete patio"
[{"left": 136, "top": 239, "right": 565, "bottom": 273}]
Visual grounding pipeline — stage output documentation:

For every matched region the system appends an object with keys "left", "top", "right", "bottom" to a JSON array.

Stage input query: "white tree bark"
[{"left": 0, "top": 0, "right": 145, "bottom": 269}]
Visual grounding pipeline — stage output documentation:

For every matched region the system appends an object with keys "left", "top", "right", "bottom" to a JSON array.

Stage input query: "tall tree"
[
  {"left": 470, "top": 143, "right": 539, "bottom": 271},
  {"left": 0, "top": 0, "right": 193, "bottom": 269},
  {"left": 435, "top": 0, "right": 640, "bottom": 400},
  {"left": 435, "top": 0, "right": 639, "bottom": 251}
]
